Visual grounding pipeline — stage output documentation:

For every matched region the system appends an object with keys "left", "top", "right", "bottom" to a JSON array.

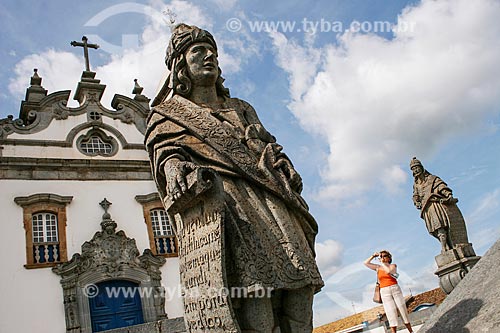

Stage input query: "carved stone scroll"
[{"left": 165, "top": 168, "right": 240, "bottom": 333}]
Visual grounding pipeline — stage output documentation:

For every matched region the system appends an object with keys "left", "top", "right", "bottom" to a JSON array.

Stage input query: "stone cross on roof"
[{"left": 70, "top": 36, "right": 99, "bottom": 72}]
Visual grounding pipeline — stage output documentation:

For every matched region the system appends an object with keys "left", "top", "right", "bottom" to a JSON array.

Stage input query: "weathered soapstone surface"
[
  {"left": 419, "top": 237, "right": 500, "bottom": 332},
  {"left": 166, "top": 168, "right": 240, "bottom": 332},
  {"left": 410, "top": 157, "right": 480, "bottom": 293},
  {"left": 145, "top": 23, "right": 323, "bottom": 332},
  {"left": 102, "top": 317, "right": 186, "bottom": 333}
]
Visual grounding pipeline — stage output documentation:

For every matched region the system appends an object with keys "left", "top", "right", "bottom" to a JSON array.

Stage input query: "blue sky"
[{"left": 1, "top": 0, "right": 500, "bottom": 327}]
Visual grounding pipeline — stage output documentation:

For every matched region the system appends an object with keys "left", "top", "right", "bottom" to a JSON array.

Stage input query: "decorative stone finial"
[
  {"left": 132, "top": 79, "right": 144, "bottom": 95},
  {"left": 99, "top": 198, "right": 117, "bottom": 231},
  {"left": 30, "top": 68, "right": 42, "bottom": 86},
  {"left": 132, "top": 79, "right": 150, "bottom": 104},
  {"left": 22, "top": 68, "right": 48, "bottom": 107}
]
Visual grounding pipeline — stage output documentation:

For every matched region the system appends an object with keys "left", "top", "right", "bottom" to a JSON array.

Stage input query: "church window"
[
  {"left": 32, "top": 212, "right": 60, "bottom": 263},
  {"left": 150, "top": 209, "right": 176, "bottom": 255},
  {"left": 80, "top": 136, "right": 113, "bottom": 155},
  {"left": 14, "top": 194, "right": 72, "bottom": 269},
  {"left": 89, "top": 111, "right": 102, "bottom": 121},
  {"left": 135, "top": 194, "right": 178, "bottom": 257},
  {"left": 150, "top": 209, "right": 174, "bottom": 237},
  {"left": 76, "top": 129, "right": 118, "bottom": 157}
]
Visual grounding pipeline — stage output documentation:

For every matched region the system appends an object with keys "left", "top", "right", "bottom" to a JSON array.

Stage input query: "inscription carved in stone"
[{"left": 167, "top": 169, "right": 239, "bottom": 333}]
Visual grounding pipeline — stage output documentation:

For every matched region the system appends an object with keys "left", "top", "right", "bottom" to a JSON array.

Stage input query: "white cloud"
[
  {"left": 270, "top": 31, "right": 322, "bottom": 102},
  {"left": 398, "top": 262, "right": 438, "bottom": 296},
  {"left": 381, "top": 164, "right": 408, "bottom": 194},
  {"left": 8, "top": 32, "right": 167, "bottom": 110},
  {"left": 314, "top": 257, "right": 439, "bottom": 326},
  {"left": 8, "top": 50, "right": 83, "bottom": 107},
  {"left": 271, "top": 0, "right": 500, "bottom": 202},
  {"left": 155, "top": 0, "right": 213, "bottom": 29},
  {"left": 315, "top": 261, "right": 383, "bottom": 326},
  {"left": 470, "top": 226, "right": 500, "bottom": 254},
  {"left": 7, "top": 0, "right": 259, "bottom": 111},
  {"left": 210, "top": 0, "right": 237, "bottom": 11},
  {"left": 467, "top": 188, "right": 500, "bottom": 224},
  {"left": 315, "top": 239, "right": 343, "bottom": 278},
  {"left": 466, "top": 189, "right": 500, "bottom": 252}
]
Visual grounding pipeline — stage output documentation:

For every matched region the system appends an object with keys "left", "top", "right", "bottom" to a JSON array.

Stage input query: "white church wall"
[
  {"left": 1, "top": 145, "right": 131, "bottom": 160},
  {"left": 2, "top": 115, "right": 149, "bottom": 161},
  {"left": 0, "top": 178, "right": 184, "bottom": 333},
  {"left": 162, "top": 257, "right": 184, "bottom": 318},
  {"left": 0, "top": 182, "right": 67, "bottom": 333},
  {"left": 6, "top": 114, "right": 88, "bottom": 141},
  {"left": 0, "top": 141, "right": 148, "bottom": 160},
  {"left": 102, "top": 117, "right": 146, "bottom": 144}
]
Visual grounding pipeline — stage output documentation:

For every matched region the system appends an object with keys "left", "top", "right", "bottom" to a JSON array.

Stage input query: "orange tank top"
[{"left": 378, "top": 268, "right": 397, "bottom": 288}]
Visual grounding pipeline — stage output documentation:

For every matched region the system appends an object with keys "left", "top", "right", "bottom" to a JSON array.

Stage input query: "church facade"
[{"left": 0, "top": 68, "right": 183, "bottom": 332}]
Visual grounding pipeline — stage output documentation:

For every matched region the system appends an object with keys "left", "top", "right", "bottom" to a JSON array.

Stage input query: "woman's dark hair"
[{"left": 380, "top": 250, "right": 393, "bottom": 263}]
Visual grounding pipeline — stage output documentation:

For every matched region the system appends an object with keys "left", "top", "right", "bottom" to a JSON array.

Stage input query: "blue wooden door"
[{"left": 89, "top": 280, "right": 144, "bottom": 332}]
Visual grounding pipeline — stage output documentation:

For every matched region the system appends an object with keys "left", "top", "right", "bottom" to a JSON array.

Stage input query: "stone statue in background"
[
  {"left": 410, "top": 157, "right": 480, "bottom": 293},
  {"left": 410, "top": 157, "right": 469, "bottom": 252},
  {"left": 146, "top": 24, "right": 323, "bottom": 332}
]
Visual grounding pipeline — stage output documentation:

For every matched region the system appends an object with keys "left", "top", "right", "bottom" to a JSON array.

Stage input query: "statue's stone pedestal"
[{"left": 435, "top": 244, "right": 480, "bottom": 294}]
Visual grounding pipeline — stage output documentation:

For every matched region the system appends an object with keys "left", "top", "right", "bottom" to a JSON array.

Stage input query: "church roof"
[
  {"left": 0, "top": 65, "right": 154, "bottom": 181},
  {"left": 0, "top": 68, "right": 150, "bottom": 139},
  {"left": 313, "top": 287, "right": 446, "bottom": 333}
]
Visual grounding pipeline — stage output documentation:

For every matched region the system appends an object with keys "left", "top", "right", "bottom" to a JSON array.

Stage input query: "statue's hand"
[
  {"left": 163, "top": 159, "right": 198, "bottom": 201},
  {"left": 272, "top": 152, "right": 303, "bottom": 193},
  {"left": 290, "top": 170, "right": 303, "bottom": 193},
  {"left": 440, "top": 196, "right": 455, "bottom": 204}
]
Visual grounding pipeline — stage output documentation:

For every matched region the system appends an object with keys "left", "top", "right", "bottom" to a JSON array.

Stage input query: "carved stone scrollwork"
[
  {"left": 53, "top": 107, "right": 69, "bottom": 120},
  {"left": 53, "top": 199, "right": 167, "bottom": 333},
  {"left": 0, "top": 74, "right": 150, "bottom": 139}
]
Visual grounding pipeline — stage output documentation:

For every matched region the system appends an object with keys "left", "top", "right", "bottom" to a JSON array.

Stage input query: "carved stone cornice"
[
  {"left": 14, "top": 193, "right": 73, "bottom": 207},
  {"left": 0, "top": 157, "right": 152, "bottom": 180},
  {"left": 0, "top": 72, "right": 150, "bottom": 139},
  {"left": 135, "top": 192, "right": 161, "bottom": 204}
]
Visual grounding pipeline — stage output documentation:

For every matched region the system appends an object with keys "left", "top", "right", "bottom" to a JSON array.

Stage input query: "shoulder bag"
[{"left": 373, "top": 272, "right": 382, "bottom": 303}]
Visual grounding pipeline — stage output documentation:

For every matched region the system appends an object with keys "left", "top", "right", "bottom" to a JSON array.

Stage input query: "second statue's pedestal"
[{"left": 435, "top": 244, "right": 481, "bottom": 294}]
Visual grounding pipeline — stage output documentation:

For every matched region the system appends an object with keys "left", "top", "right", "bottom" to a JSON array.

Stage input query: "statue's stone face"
[
  {"left": 185, "top": 42, "right": 219, "bottom": 87},
  {"left": 411, "top": 165, "right": 423, "bottom": 178}
]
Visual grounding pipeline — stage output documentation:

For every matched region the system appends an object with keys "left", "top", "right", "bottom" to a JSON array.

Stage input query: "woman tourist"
[{"left": 364, "top": 250, "right": 414, "bottom": 333}]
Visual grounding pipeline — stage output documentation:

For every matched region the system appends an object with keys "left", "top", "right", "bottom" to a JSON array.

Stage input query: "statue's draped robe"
[
  {"left": 146, "top": 95, "right": 324, "bottom": 291},
  {"left": 413, "top": 174, "right": 469, "bottom": 245}
]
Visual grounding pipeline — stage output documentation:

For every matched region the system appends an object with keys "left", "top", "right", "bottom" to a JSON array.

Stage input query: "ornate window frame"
[
  {"left": 14, "top": 193, "right": 73, "bottom": 269},
  {"left": 76, "top": 128, "right": 118, "bottom": 157},
  {"left": 135, "top": 193, "right": 178, "bottom": 257}
]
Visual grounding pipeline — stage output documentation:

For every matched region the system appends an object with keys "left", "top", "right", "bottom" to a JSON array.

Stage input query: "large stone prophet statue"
[
  {"left": 146, "top": 24, "right": 323, "bottom": 332},
  {"left": 410, "top": 157, "right": 469, "bottom": 252},
  {"left": 410, "top": 157, "right": 480, "bottom": 293}
]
